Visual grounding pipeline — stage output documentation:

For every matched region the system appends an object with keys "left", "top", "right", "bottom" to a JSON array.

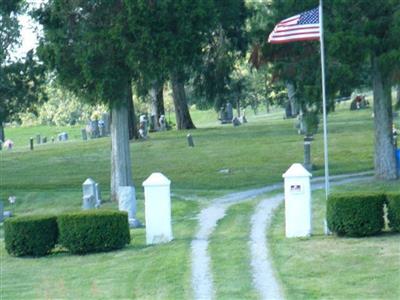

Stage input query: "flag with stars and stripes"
[{"left": 268, "top": 7, "right": 320, "bottom": 44}]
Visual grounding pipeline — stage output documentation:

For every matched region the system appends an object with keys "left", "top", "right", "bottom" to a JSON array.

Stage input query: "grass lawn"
[
  {"left": 1, "top": 105, "right": 374, "bottom": 194},
  {"left": 0, "top": 102, "right": 398, "bottom": 299},
  {"left": 209, "top": 201, "right": 259, "bottom": 299},
  {"left": 269, "top": 180, "right": 400, "bottom": 300},
  {"left": 1, "top": 198, "right": 199, "bottom": 299}
]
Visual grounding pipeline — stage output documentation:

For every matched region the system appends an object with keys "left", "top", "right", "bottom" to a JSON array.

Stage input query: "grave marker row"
[{"left": 81, "top": 172, "right": 173, "bottom": 245}]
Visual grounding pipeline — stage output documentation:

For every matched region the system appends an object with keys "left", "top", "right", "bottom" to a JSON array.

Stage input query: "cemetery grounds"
[{"left": 0, "top": 102, "right": 399, "bottom": 299}]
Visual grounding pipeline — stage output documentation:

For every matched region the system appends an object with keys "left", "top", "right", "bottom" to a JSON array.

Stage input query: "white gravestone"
[
  {"left": 143, "top": 173, "right": 173, "bottom": 245},
  {"left": 139, "top": 115, "right": 148, "bottom": 139},
  {"left": 118, "top": 186, "right": 141, "bottom": 228},
  {"left": 4, "top": 139, "right": 13, "bottom": 150},
  {"left": 82, "top": 178, "right": 97, "bottom": 210},
  {"left": 282, "top": 163, "right": 312, "bottom": 238},
  {"left": 95, "top": 182, "right": 102, "bottom": 208}
]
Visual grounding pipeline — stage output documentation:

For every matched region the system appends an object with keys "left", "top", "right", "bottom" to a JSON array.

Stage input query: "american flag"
[{"left": 268, "top": 7, "right": 320, "bottom": 44}]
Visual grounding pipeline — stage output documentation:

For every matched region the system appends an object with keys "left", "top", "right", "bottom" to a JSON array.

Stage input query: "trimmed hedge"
[
  {"left": 4, "top": 215, "right": 58, "bottom": 257},
  {"left": 327, "top": 193, "right": 385, "bottom": 237},
  {"left": 58, "top": 210, "right": 130, "bottom": 254},
  {"left": 387, "top": 193, "right": 400, "bottom": 232}
]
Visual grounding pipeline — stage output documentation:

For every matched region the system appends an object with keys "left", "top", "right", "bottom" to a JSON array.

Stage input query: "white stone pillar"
[
  {"left": 143, "top": 173, "right": 173, "bottom": 245},
  {"left": 282, "top": 163, "right": 312, "bottom": 238}
]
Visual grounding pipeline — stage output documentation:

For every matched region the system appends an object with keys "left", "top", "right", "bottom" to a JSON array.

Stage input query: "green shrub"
[
  {"left": 327, "top": 193, "right": 385, "bottom": 237},
  {"left": 58, "top": 210, "right": 130, "bottom": 254},
  {"left": 387, "top": 193, "right": 400, "bottom": 232},
  {"left": 4, "top": 215, "right": 58, "bottom": 257}
]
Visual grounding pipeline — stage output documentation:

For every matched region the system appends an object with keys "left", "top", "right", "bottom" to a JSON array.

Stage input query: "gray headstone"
[
  {"left": 0, "top": 201, "right": 3, "bottom": 222},
  {"left": 82, "top": 178, "right": 96, "bottom": 210},
  {"left": 4, "top": 140, "right": 13, "bottom": 150},
  {"left": 118, "top": 186, "right": 140, "bottom": 227},
  {"left": 81, "top": 128, "right": 88, "bottom": 141},
  {"left": 58, "top": 132, "right": 68, "bottom": 141},
  {"left": 303, "top": 136, "right": 313, "bottom": 171},
  {"left": 226, "top": 102, "right": 233, "bottom": 121},
  {"left": 232, "top": 117, "right": 241, "bottom": 127},
  {"left": 42, "top": 137, "right": 47, "bottom": 144},
  {"left": 95, "top": 182, "right": 102, "bottom": 208},
  {"left": 159, "top": 115, "right": 166, "bottom": 131},
  {"left": 187, "top": 133, "right": 194, "bottom": 147},
  {"left": 102, "top": 113, "right": 110, "bottom": 135},
  {"left": 3, "top": 211, "right": 12, "bottom": 219},
  {"left": 240, "top": 110, "right": 248, "bottom": 123},
  {"left": 90, "top": 120, "right": 100, "bottom": 138},
  {"left": 82, "top": 195, "right": 96, "bottom": 210},
  {"left": 139, "top": 115, "right": 148, "bottom": 139},
  {"left": 219, "top": 107, "right": 225, "bottom": 121},
  {"left": 150, "top": 114, "right": 157, "bottom": 131},
  {"left": 99, "top": 122, "right": 105, "bottom": 137},
  {"left": 36, "top": 134, "right": 41, "bottom": 144}
]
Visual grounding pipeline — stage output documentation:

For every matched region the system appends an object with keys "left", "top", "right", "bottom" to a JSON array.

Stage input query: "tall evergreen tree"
[
  {"left": 251, "top": 0, "right": 399, "bottom": 179},
  {"left": 192, "top": 0, "right": 249, "bottom": 111},
  {"left": 36, "top": 1, "right": 136, "bottom": 201},
  {"left": 249, "top": 1, "right": 327, "bottom": 119},
  {"left": 327, "top": 0, "right": 400, "bottom": 179},
  {"left": 124, "top": 0, "right": 218, "bottom": 129}
]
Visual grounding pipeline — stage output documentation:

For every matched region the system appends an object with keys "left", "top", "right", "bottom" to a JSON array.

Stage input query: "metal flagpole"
[{"left": 319, "top": 0, "right": 330, "bottom": 199}]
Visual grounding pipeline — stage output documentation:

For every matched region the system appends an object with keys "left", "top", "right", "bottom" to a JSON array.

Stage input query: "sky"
[{"left": 12, "top": 0, "right": 44, "bottom": 59}]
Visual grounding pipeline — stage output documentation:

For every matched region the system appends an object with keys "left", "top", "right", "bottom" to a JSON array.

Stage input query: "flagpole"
[{"left": 319, "top": 0, "right": 330, "bottom": 199}]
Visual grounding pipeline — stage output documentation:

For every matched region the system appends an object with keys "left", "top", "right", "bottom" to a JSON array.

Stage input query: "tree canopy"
[
  {"left": 0, "top": 1, "right": 46, "bottom": 140},
  {"left": 250, "top": 0, "right": 399, "bottom": 179},
  {"left": 192, "top": 0, "right": 249, "bottom": 110},
  {"left": 327, "top": 0, "right": 400, "bottom": 179}
]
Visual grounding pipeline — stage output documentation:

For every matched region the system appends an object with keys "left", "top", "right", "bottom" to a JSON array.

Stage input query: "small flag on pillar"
[{"left": 268, "top": 7, "right": 320, "bottom": 44}]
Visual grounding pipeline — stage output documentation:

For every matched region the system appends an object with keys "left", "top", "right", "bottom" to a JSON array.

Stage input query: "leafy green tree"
[
  {"left": 251, "top": 0, "right": 398, "bottom": 179},
  {"left": 192, "top": 0, "right": 249, "bottom": 111},
  {"left": 124, "top": 0, "right": 218, "bottom": 130},
  {"left": 0, "top": 1, "right": 21, "bottom": 64},
  {"left": 0, "top": 51, "right": 47, "bottom": 141},
  {"left": 249, "top": 1, "right": 326, "bottom": 122},
  {"left": 36, "top": 0, "right": 137, "bottom": 201},
  {"left": 249, "top": 0, "right": 366, "bottom": 115},
  {"left": 0, "top": 1, "right": 46, "bottom": 141},
  {"left": 327, "top": 0, "right": 400, "bottom": 179},
  {"left": 18, "top": 80, "right": 107, "bottom": 127}
]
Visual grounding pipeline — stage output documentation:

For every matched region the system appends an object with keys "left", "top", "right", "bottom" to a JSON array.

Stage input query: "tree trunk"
[
  {"left": 236, "top": 96, "right": 241, "bottom": 117},
  {"left": 127, "top": 84, "right": 138, "bottom": 140},
  {"left": 372, "top": 58, "right": 397, "bottom": 180},
  {"left": 170, "top": 72, "right": 196, "bottom": 130},
  {"left": 396, "top": 84, "right": 400, "bottom": 109},
  {"left": 0, "top": 122, "right": 4, "bottom": 142},
  {"left": 264, "top": 74, "right": 270, "bottom": 113},
  {"left": 157, "top": 82, "right": 165, "bottom": 116},
  {"left": 150, "top": 81, "right": 160, "bottom": 131},
  {"left": 286, "top": 81, "right": 298, "bottom": 116},
  {"left": 110, "top": 81, "right": 134, "bottom": 201},
  {"left": 265, "top": 98, "right": 270, "bottom": 114}
]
